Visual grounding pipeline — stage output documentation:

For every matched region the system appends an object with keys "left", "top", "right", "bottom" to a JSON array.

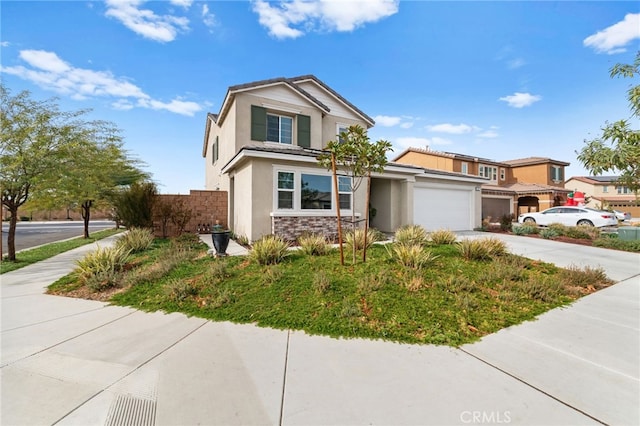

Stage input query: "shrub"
[
  {"left": 165, "top": 278, "right": 199, "bottom": 302},
  {"left": 547, "top": 223, "right": 569, "bottom": 235},
  {"left": 298, "top": 233, "right": 333, "bottom": 256},
  {"left": 429, "top": 229, "right": 457, "bottom": 245},
  {"left": 357, "top": 270, "right": 392, "bottom": 293},
  {"left": 457, "top": 238, "right": 505, "bottom": 260},
  {"left": 513, "top": 224, "right": 538, "bottom": 235},
  {"left": 559, "top": 265, "right": 612, "bottom": 289},
  {"left": 261, "top": 265, "right": 283, "bottom": 285},
  {"left": 111, "top": 181, "right": 157, "bottom": 228},
  {"left": 250, "top": 235, "right": 290, "bottom": 265},
  {"left": 85, "top": 269, "right": 121, "bottom": 292},
  {"left": 540, "top": 228, "right": 559, "bottom": 240},
  {"left": 593, "top": 238, "right": 640, "bottom": 252},
  {"left": 116, "top": 227, "right": 154, "bottom": 253},
  {"left": 313, "top": 270, "right": 331, "bottom": 294},
  {"left": 74, "top": 245, "right": 131, "bottom": 284},
  {"left": 394, "top": 225, "right": 428, "bottom": 246},
  {"left": 387, "top": 243, "right": 439, "bottom": 269},
  {"left": 234, "top": 234, "right": 250, "bottom": 247},
  {"left": 565, "top": 226, "right": 594, "bottom": 240},
  {"left": 345, "top": 228, "right": 381, "bottom": 251},
  {"left": 404, "top": 274, "right": 427, "bottom": 292},
  {"left": 500, "top": 214, "right": 513, "bottom": 231}
]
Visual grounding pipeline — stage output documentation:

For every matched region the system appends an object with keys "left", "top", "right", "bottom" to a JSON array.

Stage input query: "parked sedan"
[
  {"left": 518, "top": 207, "right": 618, "bottom": 228},
  {"left": 613, "top": 210, "right": 631, "bottom": 222}
]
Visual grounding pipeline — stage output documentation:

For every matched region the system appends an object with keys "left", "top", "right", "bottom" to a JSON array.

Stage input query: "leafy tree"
[
  {"left": 1, "top": 85, "right": 147, "bottom": 260},
  {"left": 577, "top": 52, "right": 640, "bottom": 198},
  {"left": 318, "top": 125, "right": 392, "bottom": 264}
]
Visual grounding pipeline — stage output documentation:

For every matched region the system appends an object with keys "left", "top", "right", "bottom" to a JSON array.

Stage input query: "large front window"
[
  {"left": 275, "top": 170, "right": 352, "bottom": 211},
  {"left": 267, "top": 114, "right": 292, "bottom": 144}
]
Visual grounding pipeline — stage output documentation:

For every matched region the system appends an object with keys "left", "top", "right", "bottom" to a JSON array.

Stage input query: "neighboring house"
[
  {"left": 565, "top": 176, "right": 640, "bottom": 217},
  {"left": 202, "top": 75, "right": 484, "bottom": 242},
  {"left": 393, "top": 148, "right": 572, "bottom": 220}
]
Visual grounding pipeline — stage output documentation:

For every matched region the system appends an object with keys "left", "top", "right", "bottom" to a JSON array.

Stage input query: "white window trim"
[
  {"left": 461, "top": 162, "right": 468, "bottom": 174},
  {"left": 267, "top": 113, "right": 293, "bottom": 144},
  {"left": 479, "top": 165, "right": 497, "bottom": 182},
  {"left": 551, "top": 165, "right": 563, "bottom": 183},
  {"left": 336, "top": 123, "right": 349, "bottom": 143},
  {"left": 500, "top": 168, "right": 505, "bottom": 181},
  {"left": 272, "top": 166, "right": 353, "bottom": 214}
]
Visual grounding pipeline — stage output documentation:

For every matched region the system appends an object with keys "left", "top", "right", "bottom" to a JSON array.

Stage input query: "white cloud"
[
  {"left": 252, "top": 0, "right": 399, "bottom": 39},
  {"left": 507, "top": 58, "right": 525, "bottom": 69},
  {"left": 1, "top": 41, "right": 9, "bottom": 47},
  {"left": 202, "top": 4, "right": 216, "bottom": 29},
  {"left": 400, "top": 122, "right": 413, "bottom": 129},
  {"left": 499, "top": 92, "right": 541, "bottom": 108},
  {"left": 427, "top": 123, "right": 473, "bottom": 134},
  {"left": 374, "top": 115, "right": 402, "bottom": 126},
  {"left": 104, "top": 0, "right": 190, "bottom": 43},
  {"left": 170, "top": 0, "right": 193, "bottom": 8},
  {"left": 1, "top": 49, "right": 202, "bottom": 116},
  {"left": 583, "top": 13, "right": 640, "bottom": 54},
  {"left": 477, "top": 130, "right": 499, "bottom": 139}
]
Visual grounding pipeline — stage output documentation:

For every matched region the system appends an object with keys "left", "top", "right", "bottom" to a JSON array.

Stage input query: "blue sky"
[{"left": 2, "top": 1, "right": 639, "bottom": 194}]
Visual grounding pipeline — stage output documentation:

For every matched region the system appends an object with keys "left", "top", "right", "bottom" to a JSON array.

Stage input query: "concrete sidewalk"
[{"left": 1, "top": 232, "right": 638, "bottom": 425}]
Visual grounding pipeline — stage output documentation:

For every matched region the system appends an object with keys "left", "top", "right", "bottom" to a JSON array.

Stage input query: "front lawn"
[{"left": 48, "top": 235, "right": 613, "bottom": 347}]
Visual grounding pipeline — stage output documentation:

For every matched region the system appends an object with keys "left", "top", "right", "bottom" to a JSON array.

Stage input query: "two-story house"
[
  {"left": 565, "top": 176, "right": 640, "bottom": 217},
  {"left": 393, "top": 148, "right": 571, "bottom": 220},
  {"left": 202, "top": 76, "right": 485, "bottom": 242}
]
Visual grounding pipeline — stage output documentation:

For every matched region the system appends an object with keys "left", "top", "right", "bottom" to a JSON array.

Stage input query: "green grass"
[
  {"left": 1, "top": 228, "right": 124, "bottom": 274},
  {"left": 48, "top": 240, "right": 614, "bottom": 347}
]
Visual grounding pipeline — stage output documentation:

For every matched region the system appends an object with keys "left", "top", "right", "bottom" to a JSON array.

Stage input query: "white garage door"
[{"left": 414, "top": 186, "right": 472, "bottom": 230}]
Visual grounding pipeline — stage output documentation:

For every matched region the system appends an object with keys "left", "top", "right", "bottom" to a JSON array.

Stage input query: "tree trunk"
[
  {"left": 81, "top": 200, "right": 92, "bottom": 238},
  {"left": 331, "top": 154, "right": 344, "bottom": 266},
  {"left": 362, "top": 172, "right": 371, "bottom": 263},
  {"left": 6, "top": 207, "right": 18, "bottom": 261}
]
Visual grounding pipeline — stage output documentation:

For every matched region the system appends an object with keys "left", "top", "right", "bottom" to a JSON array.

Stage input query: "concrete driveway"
[{"left": 1, "top": 232, "right": 638, "bottom": 425}]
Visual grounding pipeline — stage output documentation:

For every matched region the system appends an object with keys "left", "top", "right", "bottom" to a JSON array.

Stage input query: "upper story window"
[
  {"left": 337, "top": 124, "right": 349, "bottom": 144},
  {"left": 479, "top": 165, "right": 497, "bottom": 181},
  {"left": 267, "top": 114, "right": 292, "bottom": 144},
  {"left": 550, "top": 165, "right": 563, "bottom": 182},
  {"left": 251, "top": 105, "right": 310, "bottom": 147},
  {"left": 460, "top": 162, "right": 468, "bottom": 174},
  {"left": 500, "top": 168, "right": 506, "bottom": 181},
  {"left": 616, "top": 186, "right": 633, "bottom": 194},
  {"left": 602, "top": 186, "right": 608, "bottom": 193}
]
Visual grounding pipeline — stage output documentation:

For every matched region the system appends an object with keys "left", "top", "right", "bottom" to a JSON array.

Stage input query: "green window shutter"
[
  {"left": 297, "top": 114, "right": 311, "bottom": 148},
  {"left": 214, "top": 136, "right": 219, "bottom": 163},
  {"left": 251, "top": 105, "right": 267, "bottom": 141}
]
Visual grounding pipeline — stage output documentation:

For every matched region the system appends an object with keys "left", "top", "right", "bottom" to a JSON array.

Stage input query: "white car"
[
  {"left": 518, "top": 207, "right": 618, "bottom": 228},
  {"left": 613, "top": 210, "right": 631, "bottom": 222}
]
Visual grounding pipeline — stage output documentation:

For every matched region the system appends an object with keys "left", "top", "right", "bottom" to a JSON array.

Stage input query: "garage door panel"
[{"left": 414, "top": 186, "right": 472, "bottom": 231}]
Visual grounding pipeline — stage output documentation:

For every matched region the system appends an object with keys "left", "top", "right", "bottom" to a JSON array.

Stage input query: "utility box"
[{"left": 618, "top": 227, "right": 640, "bottom": 241}]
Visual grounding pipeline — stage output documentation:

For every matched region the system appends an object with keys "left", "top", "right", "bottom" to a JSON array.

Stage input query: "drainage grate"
[{"left": 105, "top": 394, "right": 157, "bottom": 426}]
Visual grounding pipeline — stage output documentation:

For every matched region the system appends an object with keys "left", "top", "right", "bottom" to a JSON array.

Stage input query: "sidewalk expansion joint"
[
  {"left": 1, "top": 310, "right": 137, "bottom": 368},
  {"left": 51, "top": 319, "right": 209, "bottom": 426},
  {"left": 279, "top": 329, "right": 291, "bottom": 426},
  {"left": 1, "top": 305, "right": 115, "bottom": 333},
  {"left": 458, "top": 347, "right": 607, "bottom": 425}
]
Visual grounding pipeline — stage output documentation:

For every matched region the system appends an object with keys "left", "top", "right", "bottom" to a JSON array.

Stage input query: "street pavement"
[{"left": 1, "top": 232, "right": 638, "bottom": 425}]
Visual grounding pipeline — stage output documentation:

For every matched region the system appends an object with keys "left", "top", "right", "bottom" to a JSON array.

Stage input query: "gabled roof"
[
  {"left": 482, "top": 182, "right": 572, "bottom": 196},
  {"left": 566, "top": 175, "right": 621, "bottom": 184},
  {"left": 392, "top": 147, "right": 510, "bottom": 167},
  {"left": 212, "top": 75, "right": 374, "bottom": 127},
  {"left": 503, "top": 156, "right": 570, "bottom": 167}
]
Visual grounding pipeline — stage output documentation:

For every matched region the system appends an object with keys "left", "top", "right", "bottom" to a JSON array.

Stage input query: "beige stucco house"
[
  {"left": 202, "top": 75, "right": 484, "bottom": 242},
  {"left": 565, "top": 176, "right": 640, "bottom": 217}
]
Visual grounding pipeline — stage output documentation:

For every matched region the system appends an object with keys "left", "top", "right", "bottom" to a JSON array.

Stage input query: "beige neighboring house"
[
  {"left": 393, "top": 148, "right": 572, "bottom": 220},
  {"left": 202, "top": 75, "right": 484, "bottom": 242},
  {"left": 565, "top": 176, "right": 640, "bottom": 217}
]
